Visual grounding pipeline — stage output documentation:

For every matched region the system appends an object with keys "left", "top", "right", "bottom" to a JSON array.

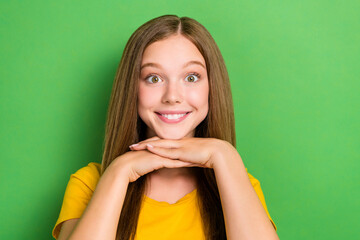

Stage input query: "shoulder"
[
  {"left": 52, "top": 162, "right": 102, "bottom": 239},
  {"left": 70, "top": 162, "right": 102, "bottom": 192}
]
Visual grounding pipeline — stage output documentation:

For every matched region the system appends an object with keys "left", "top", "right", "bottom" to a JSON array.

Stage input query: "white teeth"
[{"left": 161, "top": 113, "right": 186, "bottom": 119}]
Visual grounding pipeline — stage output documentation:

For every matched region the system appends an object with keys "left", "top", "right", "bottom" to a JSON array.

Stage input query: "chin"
[
  {"left": 156, "top": 129, "right": 193, "bottom": 140},
  {"left": 158, "top": 133, "right": 186, "bottom": 140}
]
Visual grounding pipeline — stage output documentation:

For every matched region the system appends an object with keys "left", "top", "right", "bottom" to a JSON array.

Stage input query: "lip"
[
  {"left": 156, "top": 111, "right": 190, "bottom": 114},
  {"left": 155, "top": 111, "right": 191, "bottom": 124}
]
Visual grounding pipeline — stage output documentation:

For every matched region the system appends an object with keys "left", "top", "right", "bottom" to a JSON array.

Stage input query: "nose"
[{"left": 161, "top": 80, "right": 183, "bottom": 104}]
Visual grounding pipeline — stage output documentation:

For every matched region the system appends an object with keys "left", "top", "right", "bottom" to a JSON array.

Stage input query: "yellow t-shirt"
[{"left": 52, "top": 162, "right": 277, "bottom": 239}]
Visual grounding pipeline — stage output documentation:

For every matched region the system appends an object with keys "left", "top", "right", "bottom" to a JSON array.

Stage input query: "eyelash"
[{"left": 144, "top": 72, "right": 201, "bottom": 84}]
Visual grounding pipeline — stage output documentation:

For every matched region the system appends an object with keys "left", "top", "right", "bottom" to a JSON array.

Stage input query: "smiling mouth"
[
  {"left": 158, "top": 113, "right": 187, "bottom": 119},
  {"left": 155, "top": 112, "right": 191, "bottom": 122}
]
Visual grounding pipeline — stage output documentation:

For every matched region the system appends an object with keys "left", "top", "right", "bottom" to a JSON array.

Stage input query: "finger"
[
  {"left": 132, "top": 139, "right": 181, "bottom": 151},
  {"left": 181, "top": 163, "right": 205, "bottom": 168},
  {"left": 146, "top": 144, "right": 182, "bottom": 160},
  {"left": 129, "top": 136, "right": 161, "bottom": 150}
]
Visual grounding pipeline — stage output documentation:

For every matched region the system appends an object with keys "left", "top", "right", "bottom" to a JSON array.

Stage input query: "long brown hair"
[{"left": 101, "top": 14, "right": 235, "bottom": 240}]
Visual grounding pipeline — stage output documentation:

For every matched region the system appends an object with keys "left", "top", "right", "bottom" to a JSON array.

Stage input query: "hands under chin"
[{"left": 129, "top": 136, "right": 240, "bottom": 170}]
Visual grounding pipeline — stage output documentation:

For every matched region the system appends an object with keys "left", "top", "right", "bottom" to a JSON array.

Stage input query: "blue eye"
[{"left": 185, "top": 73, "right": 201, "bottom": 82}]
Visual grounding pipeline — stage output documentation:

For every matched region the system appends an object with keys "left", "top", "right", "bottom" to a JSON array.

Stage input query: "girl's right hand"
[{"left": 109, "top": 148, "right": 196, "bottom": 182}]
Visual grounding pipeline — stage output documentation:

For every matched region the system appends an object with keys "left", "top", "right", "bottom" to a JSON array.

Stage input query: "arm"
[
  {"left": 57, "top": 219, "right": 78, "bottom": 240},
  {"left": 128, "top": 137, "right": 278, "bottom": 239},
  {"left": 58, "top": 160, "right": 130, "bottom": 240},
  {"left": 213, "top": 141, "right": 279, "bottom": 240},
  {"left": 56, "top": 145, "right": 194, "bottom": 240}
]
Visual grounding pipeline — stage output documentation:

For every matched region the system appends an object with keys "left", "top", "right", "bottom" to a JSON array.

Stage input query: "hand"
[
  {"left": 111, "top": 145, "right": 198, "bottom": 183},
  {"left": 129, "top": 137, "right": 230, "bottom": 169}
]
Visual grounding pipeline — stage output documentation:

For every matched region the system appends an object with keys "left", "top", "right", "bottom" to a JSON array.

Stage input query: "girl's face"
[{"left": 138, "top": 34, "right": 209, "bottom": 139}]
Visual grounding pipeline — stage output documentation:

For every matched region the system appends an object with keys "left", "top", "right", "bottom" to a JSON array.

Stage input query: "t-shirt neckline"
[{"left": 144, "top": 188, "right": 197, "bottom": 207}]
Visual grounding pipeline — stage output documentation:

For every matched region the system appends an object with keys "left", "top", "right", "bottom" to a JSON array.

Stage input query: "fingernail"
[
  {"left": 146, "top": 144, "right": 154, "bottom": 148},
  {"left": 129, "top": 144, "right": 139, "bottom": 148}
]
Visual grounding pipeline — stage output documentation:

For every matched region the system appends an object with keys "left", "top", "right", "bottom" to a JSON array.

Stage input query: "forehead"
[{"left": 141, "top": 34, "right": 206, "bottom": 70}]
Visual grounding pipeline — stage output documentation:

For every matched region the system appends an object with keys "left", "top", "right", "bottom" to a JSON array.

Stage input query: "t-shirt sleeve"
[
  {"left": 52, "top": 162, "right": 101, "bottom": 239},
  {"left": 246, "top": 170, "right": 277, "bottom": 231}
]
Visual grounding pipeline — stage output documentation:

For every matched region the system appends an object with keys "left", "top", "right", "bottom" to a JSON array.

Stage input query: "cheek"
[
  {"left": 138, "top": 85, "right": 153, "bottom": 108},
  {"left": 138, "top": 84, "right": 162, "bottom": 117},
  {"left": 187, "top": 85, "right": 209, "bottom": 112}
]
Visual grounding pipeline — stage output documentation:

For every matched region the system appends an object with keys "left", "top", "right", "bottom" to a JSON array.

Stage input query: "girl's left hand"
[{"left": 129, "top": 137, "right": 234, "bottom": 169}]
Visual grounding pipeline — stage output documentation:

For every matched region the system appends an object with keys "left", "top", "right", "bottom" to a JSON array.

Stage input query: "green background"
[{"left": 1, "top": 0, "right": 359, "bottom": 239}]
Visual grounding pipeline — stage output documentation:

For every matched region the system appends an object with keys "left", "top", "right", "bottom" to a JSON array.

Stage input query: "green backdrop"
[{"left": 0, "top": 0, "right": 359, "bottom": 239}]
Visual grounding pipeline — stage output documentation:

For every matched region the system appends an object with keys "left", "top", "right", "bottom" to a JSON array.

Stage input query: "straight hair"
[{"left": 101, "top": 15, "right": 235, "bottom": 240}]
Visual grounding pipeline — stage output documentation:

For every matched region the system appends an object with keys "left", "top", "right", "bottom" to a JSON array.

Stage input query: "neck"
[{"left": 145, "top": 167, "right": 197, "bottom": 195}]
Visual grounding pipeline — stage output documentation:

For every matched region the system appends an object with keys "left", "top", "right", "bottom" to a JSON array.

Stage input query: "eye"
[
  {"left": 145, "top": 75, "right": 162, "bottom": 84},
  {"left": 185, "top": 73, "right": 201, "bottom": 82}
]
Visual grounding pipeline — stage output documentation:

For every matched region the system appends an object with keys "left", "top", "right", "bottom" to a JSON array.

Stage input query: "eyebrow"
[{"left": 140, "top": 60, "right": 206, "bottom": 70}]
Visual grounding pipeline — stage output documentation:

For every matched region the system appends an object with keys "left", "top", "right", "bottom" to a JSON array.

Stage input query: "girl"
[{"left": 52, "top": 15, "right": 278, "bottom": 240}]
